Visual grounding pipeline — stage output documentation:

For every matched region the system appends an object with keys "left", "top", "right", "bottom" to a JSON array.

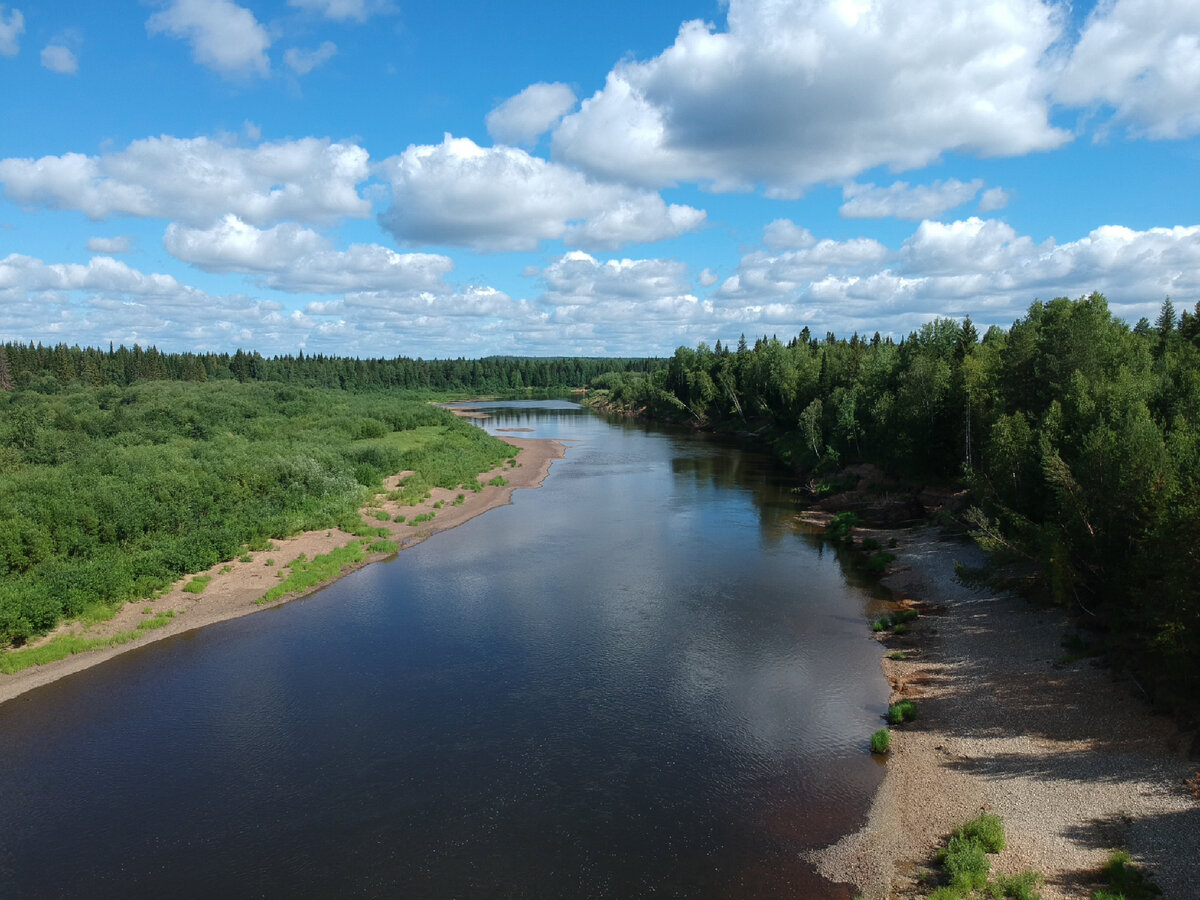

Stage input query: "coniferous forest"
[{"left": 588, "top": 294, "right": 1200, "bottom": 719}]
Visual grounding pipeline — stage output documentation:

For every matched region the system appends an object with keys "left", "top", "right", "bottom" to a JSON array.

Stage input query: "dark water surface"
[{"left": 0, "top": 401, "right": 890, "bottom": 898}]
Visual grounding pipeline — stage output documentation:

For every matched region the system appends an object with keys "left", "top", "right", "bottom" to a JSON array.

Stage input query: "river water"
[{"left": 0, "top": 401, "right": 891, "bottom": 898}]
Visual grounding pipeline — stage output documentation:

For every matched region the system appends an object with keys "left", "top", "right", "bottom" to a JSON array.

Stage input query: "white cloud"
[
  {"left": 165, "top": 215, "right": 331, "bottom": 272},
  {"left": 376, "top": 134, "right": 706, "bottom": 252},
  {"left": 978, "top": 186, "right": 1010, "bottom": 212},
  {"left": 698, "top": 268, "right": 719, "bottom": 287},
  {"left": 40, "top": 44, "right": 77, "bottom": 74},
  {"left": 284, "top": 41, "right": 337, "bottom": 76},
  {"left": 552, "top": 0, "right": 1068, "bottom": 195},
  {"left": 713, "top": 217, "right": 1200, "bottom": 338},
  {"left": 0, "top": 6, "right": 22, "bottom": 57},
  {"left": 0, "top": 135, "right": 371, "bottom": 225},
  {"left": 164, "top": 215, "right": 456, "bottom": 294},
  {"left": 1056, "top": 0, "right": 1200, "bottom": 139},
  {"left": 147, "top": 0, "right": 271, "bottom": 78},
  {"left": 288, "top": 0, "right": 390, "bottom": 22},
  {"left": 486, "top": 82, "right": 578, "bottom": 147},
  {"left": 87, "top": 235, "right": 133, "bottom": 253},
  {"left": 840, "top": 179, "right": 983, "bottom": 220},
  {"left": 763, "top": 219, "right": 815, "bottom": 251}
]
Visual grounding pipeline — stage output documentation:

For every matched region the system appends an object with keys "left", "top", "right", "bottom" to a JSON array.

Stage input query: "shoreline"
[
  {"left": 0, "top": 433, "right": 565, "bottom": 707},
  {"left": 810, "top": 525, "right": 1198, "bottom": 899}
]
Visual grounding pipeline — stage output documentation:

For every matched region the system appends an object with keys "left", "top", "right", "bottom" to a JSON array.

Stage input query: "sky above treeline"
[{"left": 2, "top": 0, "right": 1199, "bottom": 358}]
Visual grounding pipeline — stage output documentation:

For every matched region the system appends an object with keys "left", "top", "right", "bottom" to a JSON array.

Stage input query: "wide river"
[{"left": 0, "top": 401, "right": 892, "bottom": 898}]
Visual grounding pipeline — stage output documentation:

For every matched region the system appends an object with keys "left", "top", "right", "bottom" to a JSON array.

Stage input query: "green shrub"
[
  {"left": 988, "top": 871, "right": 1043, "bottom": 899},
  {"left": 956, "top": 813, "right": 1006, "bottom": 853},
  {"left": 865, "top": 550, "right": 896, "bottom": 574},
  {"left": 827, "top": 511, "right": 859, "bottom": 542},
  {"left": 1097, "top": 850, "right": 1161, "bottom": 899},
  {"left": 870, "top": 728, "right": 891, "bottom": 754},
  {"left": 888, "top": 699, "right": 917, "bottom": 724},
  {"left": 887, "top": 650, "right": 907, "bottom": 660},
  {"left": 941, "top": 834, "right": 991, "bottom": 892},
  {"left": 872, "top": 616, "right": 891, "bottom": 632},
  {"left": 181, "top": 575, "right": 211, "bottom": 594},
  {"left": 861, "top": 537, "right": 882, "bottom": 552},
  {"left": 894, "top": 608, "right": 920, "bottom": 624},
  {"left": 893, "top": 623, "right": 910, "bottom": 636}
]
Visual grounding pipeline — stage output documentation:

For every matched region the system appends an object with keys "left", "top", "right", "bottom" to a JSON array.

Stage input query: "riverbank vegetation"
[
  {"left": 587, "top": 294, "right": 1200, "bottom": 720},
  {"left": 0, "top": 380, "right": 515, "bottom": 647}
]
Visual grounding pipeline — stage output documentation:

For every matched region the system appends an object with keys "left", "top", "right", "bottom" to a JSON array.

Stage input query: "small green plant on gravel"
[
  {"left": 486, "top": 475, "right": 509, "bottom": 487},
  {"left": 137, "top": 609, "right": 176, "bottom": 631},
  {"left": 988, "top": 871, "right": 1044, "bottom": 899},
  {"left": 872, "top": 616, "right": 891, "bottom": 632},
  {"left": 1094, "top": 850, "right": 1161, "bottom": 900},
  {"left": 454, "top": 493, "right": 465, "bottom": 505},
  {"left": 826, "top": 511, "right": 859, "bottom": 542},
  {"left": 182, "top": 575, "right": 212, "bottom": 594},
  {"left": 409, "top": 512, "right": 435, "bottom": 525},
  {"left": 219, "top": 565, "right": 232, "bottom": 574},
  {"left": 433, "top": 500, "right": 444, "bottom": 508},
  {"left": 893, "top": 622, "right": 910, "bottom": 636},
  {"left": 870, "top": 728, "right": 891, "bottom": 754},
  {"left": 394, "top": 514, "right": 406, "bottom": 523},
  {"left": 239, "top": 553, "right": 253, "bottom": 563},
  {"left": 894, "top": 608, "right": 920, "bottom": 624},
  {"left": 265, "top": 558, "right": 275, "bottom": 566},
  {"left": 887, "top": 650, "right": 908, "bottom": 660},
  {"left": 372, "top": 509, "right": 390, "bottom": 521},
  {"left": 939, "top": 834, "right": 991, "bottom": 893},
  {"left": 861, "top": 537, "right": 882, "bottom": 552},
  {"left": 956, "top": 813, "right": 1006, "bottom": 853},
  {"left": 888, "top": 699, "right": 917, "bottom": 724}
]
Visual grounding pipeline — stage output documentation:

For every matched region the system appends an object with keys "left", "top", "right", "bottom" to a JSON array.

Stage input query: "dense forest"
[
  {"left": 0, "top": 342, "right": 661, "bottom": 394},
  {"left": 0, "top": 380, "right": 517, "bottom": 647},
  {"left": 589, "top": 294, "right": 1200, "bottom": 718}
]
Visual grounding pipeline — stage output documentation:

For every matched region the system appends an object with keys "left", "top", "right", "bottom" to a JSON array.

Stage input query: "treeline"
[
  {"left": 0, "top": 342, "right": 662, "bottom": 394},
  {"left": 591, "top": 295, "right": 1200, "bottom": 717},
  {"left": 0, "top": 381, "right": 516, "bottom": 646}
]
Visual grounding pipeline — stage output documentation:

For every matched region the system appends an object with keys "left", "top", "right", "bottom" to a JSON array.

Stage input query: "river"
[{"left": 0, "top": 400, "right": 891, "bottom": 898}]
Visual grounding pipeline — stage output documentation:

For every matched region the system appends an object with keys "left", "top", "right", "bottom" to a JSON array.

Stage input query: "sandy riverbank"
[
  {"left": 0, "top": 433, "right": 564, "bottom": 707},
  {"left": 810, "top": 526, "right": 1199, "bottom": 899}
]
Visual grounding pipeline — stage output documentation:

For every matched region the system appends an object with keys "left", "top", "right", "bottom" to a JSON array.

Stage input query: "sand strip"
[
  {"left": 810, "top": 526, "right": 1198, "bottom": 899},
  {"left": 0, "top": 434, "right": 564, "bottom": 706}
]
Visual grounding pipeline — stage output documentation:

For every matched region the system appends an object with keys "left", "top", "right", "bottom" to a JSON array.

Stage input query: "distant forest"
[
  {"left": 589, "top": 294, "right": 1200, "bottom": 719},
  {"left": 0, "top": 342, "right": 661, "bottom": 394}
]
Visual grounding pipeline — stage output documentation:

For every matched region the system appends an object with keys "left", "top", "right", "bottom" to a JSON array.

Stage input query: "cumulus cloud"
[
  {"left": 288, "top": 0, "right": 391, "bottom": 22},
  {"left": 0, "top": 6, "right": 22, "bottom": 56},
  {"left": 164, "top": 215, "right": 455, "bottom": 294},
  {"left": 40, "top": 43, "right": 77, "bottom": 74},
  {"left": 1056, "top": 0, "right": 1200, "bottom": 139},
  {"left": 377, "top": 134, "right": 706, "bottom": 252},
  {"left": 552, "top": 0, "right": 1068, "bottom": 195},
  {"left": 978, "top": 186, "right": 1010, "bottom": 212},
  {"left": 763, "top": 219, "right": 816, "bottom": 251},
  {"left": 87, "top": 235, "right": 133, "bottom": 253},
  {"left": 284, "top": 41, "right": 337, "bottom": 75},
  {"left": 840, "top": 179, "right": 984, "bottom": 220},
  {"left": 486, "top": 82, "right": 578, "bottom": 147},
  {"left": 0, "top": 136, "right": 371, "bottom": 225},
  {"left": 714, "top": 217, "right": 1200, "bottom": 338},
  {"left": 147, "top": 0, "right": 271, "bottom": 78}
]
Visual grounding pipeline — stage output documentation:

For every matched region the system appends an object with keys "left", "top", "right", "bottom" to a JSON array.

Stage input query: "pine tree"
[{"left": 0, "top": 345, "right": 12, "bottom": 391}]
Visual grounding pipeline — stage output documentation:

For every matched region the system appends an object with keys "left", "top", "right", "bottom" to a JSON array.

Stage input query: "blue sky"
[{"left": 2, "top": 0, "right": 1199, "bottom": 357}]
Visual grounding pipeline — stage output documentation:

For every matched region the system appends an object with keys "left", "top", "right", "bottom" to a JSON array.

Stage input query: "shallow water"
[{"left": 0, "top": 401, "right": 889, "bottom": 898}]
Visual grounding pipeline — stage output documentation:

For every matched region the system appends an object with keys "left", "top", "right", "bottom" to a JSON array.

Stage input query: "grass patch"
[
  {"left": 894, "top": 608, "right": 920, "bottom": 624},
  {"left": 926, "top": 814, "right": 1042, "bottom": 900},
  {"left": 408, "top": 512, "right": 435, "bottom": 526},
  {"left": 955, "top": 813, "right": 1006, "bottom": 853},
  {"left": 367, "top": 539, "right": 397, "bottom": 554},
  {"left": 182, "top": 575, "right": 212, "bottom": 594},
  {"left": 239, "top": 553, "right": 253, "bottom": 563},
  {"left": 870, "top": 728, "right": 891, "bottom": 754},
  {"left": 394, "top": 514, "right": 406, "bottom": 523},
  {"left": 454, "top": 493, "right": 465, "bottom": 505},
  {"left": 887, "top": 650, "right": 908, "bottom": 660},
  {"left": 485, "top": 475, "right": 509, "bottom": 487},
  {"left": 1094, "top": 850, "right": 1161, "bottom": 899},
  {"left": 827, "top": 511, "right": 860, "bottom": 542},
  {"left": 872, "top": 615, "right": 891, "bottom": 632},
  {"left": 257, "top": 542, "right": 370, "bottom": 604},
  {"left": 893, "top": 622, "right": 910, "bottom": 636},
  {"left": 433, "top": 500, "right": 444, "bottom": 509},
  {"left": 888, "top": 699, "right": 917, "bottom": 725},
  {"left": 865, "top": 550, "right": 897, "bottom": 574},
  {"left": 138, "top": 609, "right": 176, "bottom": 630},
  {"left": 219, "top": 565, "right": 232, "bottom": 574},
  {"left": 371, "top": 509, "right": 391, "bottom": 521}
]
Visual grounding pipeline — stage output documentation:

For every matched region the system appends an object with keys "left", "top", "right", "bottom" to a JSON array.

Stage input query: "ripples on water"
[{"left": 0, "top": 401, "right": 889, "bottom": 898}]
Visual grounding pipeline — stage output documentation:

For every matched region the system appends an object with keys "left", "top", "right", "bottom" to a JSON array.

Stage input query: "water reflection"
[{"left": 0, "top": 401, "right": 887, "bottom": 899}]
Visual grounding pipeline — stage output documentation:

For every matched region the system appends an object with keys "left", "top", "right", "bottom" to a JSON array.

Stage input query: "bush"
[
  {"left": 872, "top": 616, "right": 891, "bottom": 632},
  {"left": 888, "top": 699, "right": 917, "bottom": 724},
  {"left": 893, "top": 623, "right": 910, "bottom": 636},
  {"left": 1098, "top": 850, "right": 1161, "bottom": 899},
  {"left": 956, "top": 812, "right": 1006, "bottom": 853},
  {"left": 827, "top": 511, "right": 859, "bottom": 542},
  {"left": 941, "top": 834, "right": 990, "bottom": 892},
  {"left": 870, "top": 728, "right": 891, "bottom": 754},
  {"left": 988, "top": 871, "right": 1043, "bottom": 899}
]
